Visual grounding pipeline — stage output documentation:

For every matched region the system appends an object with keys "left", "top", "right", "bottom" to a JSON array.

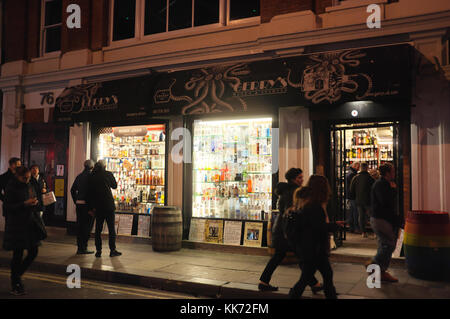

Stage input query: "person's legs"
[
  {"left": 11, "top": 249, "right": 24, "bottom": 286},
  {"left": 259, "top": 249, "right": 286, "bottom": 284},
  {"left": 95, "top": 215, "right": 106, "bottom": 253},
  {"left": 316, "top": 257, "right": 337, "bottom": 299},
  {"left": 290, "top": 261, "right": 317, "bottom": 298},
  {"left": 76, "top": 205, "right": 83, "bottom": 251},
  {"left": 357, "top": 205, "right": 368, "bottom": 235},
  {"left": 105, "top": 213, "right": 117, "bottom": 252},
  {"left": 78, "top": 205, "right": 93, "bottom": 251},
  {"left": 84, "top": 210, "right": 94, "bottom": 250},
  {"left": 345, "top": 200, "right": 355, "bottom": 232},
  {"left": 350, "top": 200, "right": 360, "bottom": 232},
  {"left": 19, "top": 246, "right": 38, "bottom": 277},
  {"left": 370, "top": 217, "right": 396, "bottom": 272}
]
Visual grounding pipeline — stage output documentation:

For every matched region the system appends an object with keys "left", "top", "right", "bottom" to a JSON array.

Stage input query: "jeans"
[
  {"left": 11, "top": 246, "right": 39, "bottom": 285},
  {"left": 95, "top": 212, "right": 117, "bottom": 252},
  {"left": 357, "top": 205, "right": 370, "bottom": 233},
  {"left": 260, "top": 248, "right": 318, "bottom": 287},
  {"left": 291, "top": 256, "right": 337, "bottom": 299},
  {"left": 346, "top": 200, "right": 359, "bottom": 232},
  {"left": 370, "top": 217, "right": 397, "bottom": 272},
  {"left": 76, "top": 204, "right": 94, "bottom": 251}
]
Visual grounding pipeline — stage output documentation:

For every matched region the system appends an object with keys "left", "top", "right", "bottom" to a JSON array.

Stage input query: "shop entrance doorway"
[{"left": 330, "top": 121, "right": 400, "bottom": 250}]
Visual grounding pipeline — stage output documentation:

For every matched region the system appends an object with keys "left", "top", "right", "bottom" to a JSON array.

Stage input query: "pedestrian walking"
[
  {"left": 30, "top": 165, "right": 47, "bottom": 218},
  {"left": 350, "top": 163, "right": 374, "bottom": 238},
  {"left": 367, "top": 163, "right": 403, "bottom": 283},
  {"left": 345, "top": 162, "right": 360, "bottom": 233},
  {"left": 3, "top": 166, "right": 43, "bottom": 295},
  {"left": 289, "top": 175, "right": 344, "bottom": 299},
  {"left": 87, "top": 160, "right": 121, "bottom": 258},
  {"left": 71, "top": 160, "right": 95, "bottom": 255},
  {"left": 0, "top": 158, "right": 22, "bottom": 223},
  {"left": 258, "top": 168, "right": 316, "bottom": 292}
]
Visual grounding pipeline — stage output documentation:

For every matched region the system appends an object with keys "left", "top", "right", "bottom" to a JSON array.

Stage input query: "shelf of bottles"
[
  {"left": 345, "top": 128, "right": 394, "bottom": 170},
  {"left": 192, "top": 118, "right": 273, "bottom": 221},
  {"left": 98, "top": 125, "right": 166, "bottom": 214}
]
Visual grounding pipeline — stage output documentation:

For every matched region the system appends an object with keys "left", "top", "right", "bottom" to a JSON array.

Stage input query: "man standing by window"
[{"left": 71, "top": 160, "right": 95, "bottom": 255}]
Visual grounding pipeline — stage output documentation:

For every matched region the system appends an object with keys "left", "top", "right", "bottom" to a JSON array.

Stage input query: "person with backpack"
[
  {"left": 258, "top": 168, "right": 322, "bottom": 294},
  {"left": 288, "top": 175, "right": 345, "bottom": 299}
]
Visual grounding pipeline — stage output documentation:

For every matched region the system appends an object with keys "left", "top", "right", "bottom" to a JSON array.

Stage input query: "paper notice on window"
[
  {"left": 204, "top": 219, "right": 223, "bottom": 244},
  {"left": 117, "top": 214, "right": 133, "bottom": 235},
  {"left": 137, "top": 215, "right": 151, "bottom": 237},
  {"left": 189, "top": 218, "right": 206, "bottom": 242},
  {"left": 243, "top": 222, "right": 263, "bottom": 247},
  {"left": 223, "top": 221, "right": 242, "bottom": 246}
]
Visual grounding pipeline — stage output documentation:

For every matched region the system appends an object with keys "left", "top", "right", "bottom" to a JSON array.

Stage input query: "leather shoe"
[
  {"left": 95, "top": 251, "right": 102, "bottom": 258},
  {"left": 77, "top": 250, "right": 94, "bottom": 255},
  {"left": 110, "top": 250, "right": 122, "bottom": 257},
  {"left": 258, "top": 283, "right": 278, "bottom": 292},
  {"left": 381, "top": 271, "right": 399, "bottom": 283},
  {"left": 310, "top": 283, "right": 324, "bottom": 295}
]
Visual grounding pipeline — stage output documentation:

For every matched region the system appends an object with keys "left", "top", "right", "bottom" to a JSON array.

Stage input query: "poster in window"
[
  {"left": 117, "top": 214, "right": 133, "bottom": 235},
  {"left": 204, "top": 220, "right": 223, "bottom": 243},
  {"left": 137, "top": 215, "right": 151, "bottom": 237},
  {"left": 189, "top": 218, "right": 206, "bottom": 242},
  {"left": 223, "top": 221, "right": 242, "bottom": 246},
  {"left": 243, "top": 222, "right": 263, "bottom": 247}
]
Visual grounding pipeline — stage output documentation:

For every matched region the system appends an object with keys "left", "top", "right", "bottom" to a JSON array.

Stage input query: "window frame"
[
  {"left": 40, "top": 0, "right": 62, "bottom": 56},
  {"left": 109, "top": 0, "right": 260, "bottom": 46}
]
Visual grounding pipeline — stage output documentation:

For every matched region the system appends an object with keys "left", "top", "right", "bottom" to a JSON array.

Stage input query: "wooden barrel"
[
  {"left": 404, "top": 210, "right": 450, "bottom": 281},
  {"left": 151, "top": 206, "right": 183, "bottom": 252}
]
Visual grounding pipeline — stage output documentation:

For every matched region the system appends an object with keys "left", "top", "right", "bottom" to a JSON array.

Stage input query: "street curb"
[{"left": 0, "top": 256, "right": 293, "bottom": 299}]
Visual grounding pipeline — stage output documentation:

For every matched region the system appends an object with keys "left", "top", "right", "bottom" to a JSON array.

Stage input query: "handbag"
[
  {"left": 31, "top": 211, "right": 47, "bottom": 240},
  {"left": 42, "top": 191, "right": 56, "bottom": 206}
]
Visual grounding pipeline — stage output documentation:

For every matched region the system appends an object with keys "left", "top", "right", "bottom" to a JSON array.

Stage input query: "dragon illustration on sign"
[
  {"left": 287, "top": 50, "right": 373, "bottom": 104},
  {"left": 159, "top": 63, "right": 251, "bottom": 115}
]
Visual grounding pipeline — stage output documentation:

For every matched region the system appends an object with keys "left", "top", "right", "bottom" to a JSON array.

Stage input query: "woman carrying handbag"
[{"left": 3, "top": 166, "right": 46, "bottom": 296}]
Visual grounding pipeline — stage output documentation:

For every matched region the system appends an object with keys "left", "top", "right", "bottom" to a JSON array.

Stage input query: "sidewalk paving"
[{"left": 0, "top": 232, "right": 449, "bottom": 299}]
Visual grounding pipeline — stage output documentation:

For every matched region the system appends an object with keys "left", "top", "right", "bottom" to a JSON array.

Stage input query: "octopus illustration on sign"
[
  {"left": 166, "top": 63, "right": 251, "bottom": 115},
  {"left": 56, "top": 83, "right": 101, "bottom": 113},
  {"left": 288, "top": 50, "right": 373, "bottom": 104}
]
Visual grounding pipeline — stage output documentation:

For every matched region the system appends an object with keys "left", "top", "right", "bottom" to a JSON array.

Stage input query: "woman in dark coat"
[
  {"left": 258, "top": 168, "right": 321, "bottom": 293},
  {"left": 289, "top": 175, "right": 345, "bottom": 299},
  {"left": 3, "top": 166, "right": 41, "bottom": 296}
]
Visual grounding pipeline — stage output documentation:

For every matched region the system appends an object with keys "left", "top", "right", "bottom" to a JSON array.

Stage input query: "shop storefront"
[
  {"left": 147, "top": 43, "right": 413, "bottom": 249},
  {"left": 53, "top": 43, "right": 413, "bottom": 250},
  {"left": 54, "top": 74, "right": 169, "bottom": 238}
]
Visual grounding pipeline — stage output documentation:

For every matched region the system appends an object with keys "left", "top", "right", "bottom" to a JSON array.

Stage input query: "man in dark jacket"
[
  {"left": 3, "top": 166, "right": 40, "bottom": 295},
  {"left": 368, "top": 163, "right": 402, "bottom": 283},
  {"left": 350, "top": 162, "right": 374, "bottom": 238},
  {"left": 87, "top": 160, "right": 121, "bottom": 258},
  {"left": 345, "top": 162, "right": 360, "bottom": 233},
  {"left": 0, "top": 157, "right": 22, "bottom": 221},
  {"left": 71, "top": 160, "right": 95, "bottom": 254}
]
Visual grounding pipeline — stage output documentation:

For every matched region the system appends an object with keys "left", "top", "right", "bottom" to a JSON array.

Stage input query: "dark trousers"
[
  {"left": 260, "top": 248, "right": 319, "bottom": 287},
  {"left": 95, "top": 212, "right": 116, "bottom": 252},
  {"left": 11, "top": 246, "right": 39, "bottom": 285},
  {"left": 76, "top": 204, "right": 94, "bottom": 251},
  {"left": 291, "top": 256, "right": 337, "bottom": 299}
]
